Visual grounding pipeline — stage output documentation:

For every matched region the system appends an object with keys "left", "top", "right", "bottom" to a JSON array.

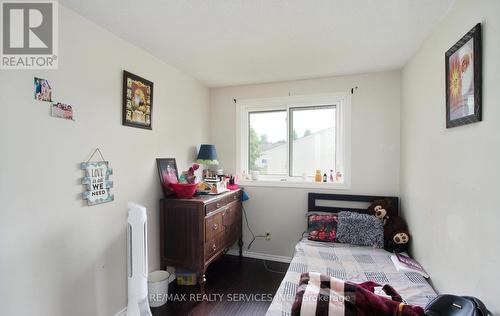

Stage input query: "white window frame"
[{"left": 235, "top": 93, "right": 351, "bottom": 189}]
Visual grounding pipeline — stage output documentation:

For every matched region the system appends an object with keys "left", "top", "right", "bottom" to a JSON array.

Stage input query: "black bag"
[{"left": 425, "top": 295, "right": 490, "bottom": 316}]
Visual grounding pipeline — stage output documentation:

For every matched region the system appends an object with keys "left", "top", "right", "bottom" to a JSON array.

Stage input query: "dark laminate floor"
[{"left": 152, "top": 255, "right": 289, "bottom": 316}]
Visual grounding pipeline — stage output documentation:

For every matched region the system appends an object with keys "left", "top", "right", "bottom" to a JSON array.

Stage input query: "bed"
[{"left": 266, "top": 193, "right": 437, "bottom": 316}]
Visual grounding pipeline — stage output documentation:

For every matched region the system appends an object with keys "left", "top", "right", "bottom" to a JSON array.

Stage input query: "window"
[
  {"left": 290, "top": 106, "right": 335, "bottom": 177},
  {"left": 249, "top": 110, "right": 287, "bottom": 175},
  {"left": 237, "top": 94, "right": 350, "bottom": 187}
]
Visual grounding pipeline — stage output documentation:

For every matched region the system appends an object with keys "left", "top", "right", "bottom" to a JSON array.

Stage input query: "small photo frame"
[
  {"left": 34, "top": 77, "right": 52, "bottom": 102},
  {"left": 51, "top": 102, "right": 74, "bottom": 120},
  {"left": 445, "top": 23, "right": 482, "bottom": 128},
  {"left": 156, "top": 158, "right": 178, "bottom": 197},
  {"left": 122, "top": 70, "right": 154, "bottom": 129}
]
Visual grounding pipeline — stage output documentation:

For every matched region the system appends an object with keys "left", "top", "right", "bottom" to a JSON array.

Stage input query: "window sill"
[{"left": 238, "top": 179, "right": 350, "bottom": 190}]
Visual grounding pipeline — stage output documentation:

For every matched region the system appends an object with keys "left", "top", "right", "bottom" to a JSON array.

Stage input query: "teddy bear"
[
  {"left": 367, "top": 198, "right": 397, "bottom": 221},
  {"left": 367, "top": 199, "right": 411, "bottom": 252},
  {"left": 384, "top": 216, "right": 410, "bottom": 253}
]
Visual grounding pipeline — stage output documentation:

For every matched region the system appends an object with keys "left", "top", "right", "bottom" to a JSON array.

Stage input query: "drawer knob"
[
  {"left": 212, "top": 244, "right": 217, "bottom": 251},
  {"left": 233, "top": 195, "right": 237, "bottom": 200},
  {"left": 216, "top": 202, "right": 220, "bottom": 208},
  {"left": 213, "top": 223, "right": 218, "bottom": 230}
]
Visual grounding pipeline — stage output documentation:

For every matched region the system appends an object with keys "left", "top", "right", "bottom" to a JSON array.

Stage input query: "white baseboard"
[
  {"left": 113, "top": 307, "right": 127, "bottom": 316},
  {"left": 226, "top": 249, "right": 292, "bottom": 263}
]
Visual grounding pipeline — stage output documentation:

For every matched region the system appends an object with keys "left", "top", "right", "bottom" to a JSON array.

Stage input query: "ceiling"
[{"left": 60, "top": 0, "right": 455, "bottom": 87}]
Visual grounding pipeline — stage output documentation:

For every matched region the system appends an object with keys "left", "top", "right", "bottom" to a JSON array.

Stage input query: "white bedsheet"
[{"left": 266, "top": 239, "right": 437, "bottom": 316}]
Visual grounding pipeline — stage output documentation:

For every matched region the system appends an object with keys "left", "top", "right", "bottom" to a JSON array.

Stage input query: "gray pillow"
[{"left": 336, "top": 211, "right": 384, "bottom": 248}]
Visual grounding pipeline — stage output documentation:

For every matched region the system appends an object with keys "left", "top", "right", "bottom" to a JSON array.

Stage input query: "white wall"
[
  {"left": 0, "top": 6, "right": 209, "bottom": 316},
  {"left": 210, "top": 71, "right": 401, "bottom": 257},
  {"left": 401, "top": 0, "right": 500, "bottom": 313}
]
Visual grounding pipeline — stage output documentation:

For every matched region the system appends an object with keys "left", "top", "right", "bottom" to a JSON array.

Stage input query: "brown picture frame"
[
  {"left": 156, "top": 158, "right": 178, "bottom": 197},
  {"left": 122, "top": 70, "right": 154, "bottom": 129},
  {"left": 445, "top": 23, "right": 482, "bottom": 128}
]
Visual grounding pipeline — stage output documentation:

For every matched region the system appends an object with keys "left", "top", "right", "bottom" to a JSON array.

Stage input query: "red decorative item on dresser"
[{"left": 170, "top": 183, "right": 198, "bottom": 199}]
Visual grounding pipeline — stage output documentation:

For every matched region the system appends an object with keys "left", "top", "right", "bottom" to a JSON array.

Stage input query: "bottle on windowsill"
[
  {"left": 335, "top": 171, "right": 342, "bottom": 182},
  {"left": 323, "top": 173, "right": 327, "bottom": 182},
  {"left": 314, "top": 170, "right": 322, "bottom": 182}
]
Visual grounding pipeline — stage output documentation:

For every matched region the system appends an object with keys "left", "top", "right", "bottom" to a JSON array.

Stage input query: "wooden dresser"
[{"left": 160, "top": 189, "right": 243, "bottom": 291}]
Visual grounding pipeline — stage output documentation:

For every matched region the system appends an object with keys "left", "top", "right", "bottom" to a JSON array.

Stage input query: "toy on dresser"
[
  {"left": 197, "top": 176, "right": 230, "bottom": 195},
  {"left": 205, "top": 176, "right": 229, "bottom": 194}
]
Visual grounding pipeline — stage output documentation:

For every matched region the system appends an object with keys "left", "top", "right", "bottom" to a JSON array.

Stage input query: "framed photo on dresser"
[{"left": 156, "top": 158, "right": 178, "bottom": 197}]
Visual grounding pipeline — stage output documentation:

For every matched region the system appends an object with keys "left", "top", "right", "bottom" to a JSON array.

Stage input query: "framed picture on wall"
[
  {"left": 445, "top": 23, "right": 482, "bottom": 128},
  {"left": 122, "top": 70, "right": 154, "bottom": 129},
  {"left": 156, "top": 158, "right": 178, "bottom": 197}
]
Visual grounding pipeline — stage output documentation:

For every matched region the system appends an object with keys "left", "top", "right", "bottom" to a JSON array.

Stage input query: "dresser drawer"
[
  {"left": 205, "top": 199, "right": 225, "bottom": 214},
  {"left": 225, "top": 191, "right": 241, "bottom": 204},
  {"left": 222, "top": 201, "right": 238, "bottom": 227},
  {"left": 205, "top": 191, "right": 241, "bottom": 215},
  {"left": 205, "top": 211, "right": 224, "bottom": 241},
  {"left": 205, "top": 236, "right": 222, "bottom": 261}
]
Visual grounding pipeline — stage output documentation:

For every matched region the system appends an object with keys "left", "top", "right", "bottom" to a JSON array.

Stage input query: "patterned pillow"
[
  {"left": 307, "top": 213, "right": 338, "bottom": 242},
  {"left": 336, "top": 211, "right": 384, "bottom": 248}
]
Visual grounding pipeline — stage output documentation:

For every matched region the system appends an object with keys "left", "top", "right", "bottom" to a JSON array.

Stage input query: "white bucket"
[{"left": 148, "top": 270, "right": 170, "bottom": 307}]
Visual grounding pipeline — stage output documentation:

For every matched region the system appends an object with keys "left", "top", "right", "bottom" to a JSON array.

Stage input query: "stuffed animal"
[
  {"left": 384, "top": 216, "right": 410, "bottom": 253},
  {"left": 367, "top": 198, "right": 397, "bottom": 221},
  {"left": 180, "top": 163, "right": 200, "bottom": 184}
]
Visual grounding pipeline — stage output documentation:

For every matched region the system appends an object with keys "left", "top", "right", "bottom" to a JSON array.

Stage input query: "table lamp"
[{"left": 196, "top": 144, "right": 219, "bottom": 177}]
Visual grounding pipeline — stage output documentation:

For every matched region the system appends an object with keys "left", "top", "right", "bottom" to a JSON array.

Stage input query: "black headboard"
[{"left": 308, "top": 193, "right": 399, "bottom": 214}]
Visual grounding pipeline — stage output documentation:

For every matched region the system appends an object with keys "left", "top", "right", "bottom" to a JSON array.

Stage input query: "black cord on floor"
[
  {"left": 242, "top": 205, "right": 256, "bottom": 249},
  {"left": 263, "top": 260, "right": 287, "bottom": 274},
  {"left": 243, "top": 205, "right": 266, "bottom": 250},
  {"left": 242, "top": 205, "right": 288, "bottom": 274}
]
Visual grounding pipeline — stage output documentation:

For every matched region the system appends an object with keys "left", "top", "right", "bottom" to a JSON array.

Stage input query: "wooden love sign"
[{"left": 80, "top": 161, "right": 114, "bottom": 206}]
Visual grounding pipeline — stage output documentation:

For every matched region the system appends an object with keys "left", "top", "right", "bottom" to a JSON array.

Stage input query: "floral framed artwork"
[
  {"left": 122, "top": 70, "right": 153, "bottom": 129},
  {"left": 445, "top": 23, "right": 482, "bottom": 128},
  {"left": 156, "top": 158, "right": 178, "bottom": 197}
]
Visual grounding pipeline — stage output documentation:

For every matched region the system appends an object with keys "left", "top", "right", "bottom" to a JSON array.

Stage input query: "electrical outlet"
[{"left": 265, "top": 232, "right": 271, "bottom": 241}]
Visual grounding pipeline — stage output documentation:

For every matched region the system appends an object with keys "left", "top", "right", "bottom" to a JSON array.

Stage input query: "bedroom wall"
[
  {"left": 0, "top": 5, "right": 209, "bottom": 316},
  {"left": 401, "top": 0, "right": 500, "bottom": 313},
  {"left": 210, "top": 71, "right": 401, "bottom": 259}
]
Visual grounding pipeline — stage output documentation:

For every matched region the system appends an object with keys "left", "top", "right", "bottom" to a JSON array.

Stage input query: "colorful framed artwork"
[
  {"left": 156, "top": 158, "right": 178, "bottom": 197},
  {"left": 445, "top": 23, "right": 482, "bottom": 128},
  {"left": 122, "top": 70, "right": 153, "bottom": 129},
  {"left": 34, "top": 77, "right": 52, "bottom": 102},
  {"left": 51, "top": 102, "right": 74, "bottom": 120}
]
